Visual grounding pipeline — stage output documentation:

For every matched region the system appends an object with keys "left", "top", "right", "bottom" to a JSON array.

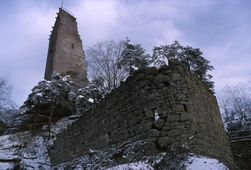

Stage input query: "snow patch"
[
  {"left": 131, "top": 65, "right": 139, "bottom": 70},
  {"left": 21, "top": 136, "right": 51, "bottom": 169},
  {"left": 62, "top": 75, "right": 71, "bottom": 81},
  {"left": 106, "top": 161, "right": 154, "bottom": 170},
  {"left": 154, "top": 110, "right": 160, "bottom": 122},
  {"left": 77, "top": 95, "right": 84, "bottom": 99},
  {"left": 87, "top": 98, "right": 94, "bottom": 103},
  {"left": 185, "top": 155, "right": 229, "bottom": 170},
  {"left": 35, "top": 92, "right": 43, "bottom": 97},
  {"left": 0, "top": 163, "right": 15, "bottom": 170}
]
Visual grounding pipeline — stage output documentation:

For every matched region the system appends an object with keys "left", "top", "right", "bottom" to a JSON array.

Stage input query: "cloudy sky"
[{"left": 0, "top": 0, "right": 250, "bottom": 105}]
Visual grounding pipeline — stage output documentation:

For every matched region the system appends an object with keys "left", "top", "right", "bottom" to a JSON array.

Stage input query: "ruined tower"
[{"left": 44, "top": 8, "right": 88, "bottom": 87}]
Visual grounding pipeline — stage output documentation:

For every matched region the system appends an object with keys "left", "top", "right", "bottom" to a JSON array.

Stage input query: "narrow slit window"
[{"left": 71, "top": 43, "right": 74, "bottom": 49}]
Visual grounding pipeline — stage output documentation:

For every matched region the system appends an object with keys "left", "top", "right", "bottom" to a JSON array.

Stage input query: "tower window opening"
[{"left": 71, "top": 43, "right": 74, "bottom": 49}]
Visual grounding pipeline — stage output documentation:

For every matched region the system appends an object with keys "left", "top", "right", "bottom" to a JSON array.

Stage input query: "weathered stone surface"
[
  {"left": 163, "top": 124, "right": 173, "bottom": 131},
  {"left": 153, "top": 74, "right": 170, "bottom": 83},
  {"left": 158, "top": 108, "right": 169, "bottom": 118},
  {"left": 144, "top": 138, "right": 157, "bottom": 142},
  {"left": 160, "top": 130, "right": 172, "bottom": 136},
  {"left": 158, "top": 136, "right": 174, "bottom": 147},
  {"left": 180, "top": 113, "right": 193, "bottom": 121},
  {"left": 175, "top": 94, "right": 186, "bottom": 101},
  {"left": 167, "top": 114, "right": 180, "bottom": 122},
  {"left": 172, "top": 73, "right": 181, "bottom": 81},
  {"left": 44, "top": 8, "right": 88, "bottom": 87},
  {"left": 230, "top": 139, "right": 251, "bottom": 170},
  {"left": 146, "top": 67, "right": 159, "bottom": 76},
  {"left": 144, "top": 109, "right": 153, "bottom": 118},
  {"left": 147, "top": 129, "right": 160, "bottom": 138},
  {"left": 168, "top": 129, "right": 182, "bottom": 136},
  {"left": 172, "top": 105, "right": 185, "bottom": 112},
  {"left": 141, "top": 121, "right": 153, "bottom": 130},
  {"left": 154, "top": 119, "right": 165, "bottom": 129},
  {"left": 184, "top": 104, "right": 193, "bottom": 112},
  {"left": 0, "top": 119, "right": 6, "bottom": 135},
  {"left": 135, "top": 73, "right": 145, "bottom": 81}
]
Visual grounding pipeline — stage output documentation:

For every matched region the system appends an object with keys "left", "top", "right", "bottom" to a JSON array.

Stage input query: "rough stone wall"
[
  {"left": 230, "top": 140, "right": 251, "bottom": 170},
  {"left": 44, "top": 8, "right": 88, "bottom": 87},
  {"left": 50, "top": 60, "right": 234, "bottom": 169},
  {"left": 184, "top": 71, "right": 235, "bottom": 168},
  {"left": 0, "top": 119, "right": 6, "bottom": 135}
]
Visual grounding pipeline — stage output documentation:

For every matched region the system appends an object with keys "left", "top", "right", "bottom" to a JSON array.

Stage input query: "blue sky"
[{"left": 0, "top": 0, "right": 251, "bottom": 105}]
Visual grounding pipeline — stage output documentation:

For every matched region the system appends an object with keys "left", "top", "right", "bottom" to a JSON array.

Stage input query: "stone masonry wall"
[
  {"left": 184, "top": 70, "right": 235, "bottom": 167},
  {"left": 50, "top": 60, "right": 235, "bottom": 169},
  {"left": 231, "top": 140, "right": 251, "bottom": 170}
]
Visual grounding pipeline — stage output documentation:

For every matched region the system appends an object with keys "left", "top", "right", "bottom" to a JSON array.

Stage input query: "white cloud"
[{"left": 70, "top": 0, "right": 188, "bottom": 52}]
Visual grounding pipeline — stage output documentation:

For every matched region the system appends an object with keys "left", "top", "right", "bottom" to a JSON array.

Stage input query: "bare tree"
[
  {"left": 220, "top": 84, "right": 251, "bottom": 131},
  {"left": 0, "top": 78, "right": 12, "bottom": 111},
  {"left": 0, "top": 77, "right": 17, "bottom": 124},
  {"left": 87, "top": 40, "right": 127, "bottom": 93}
]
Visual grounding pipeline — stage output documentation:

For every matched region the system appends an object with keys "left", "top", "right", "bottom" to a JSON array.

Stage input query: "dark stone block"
[
  {"left": 145, "top": 109, "right": 153, "bottom": 119},
  {"left": 154, "top": 74, "right": 170, "bottom": 83},
  {"left": 154, "top": 119, "right": 165, "bottom": 129},
  {"left": 147, "top": 129, "right": 160, "bottom": 138},
  {"left": 135, "top": 73, "right": 145, "bottom": 81},
  {"left": 0, "top": 119, "right": 6, "bottom": 135},
  {"left": 172, "top": 73, "right": 181, "bottom": 81},
  {"left": 158, "top": 136, "right": 174, "bottom": 147}
]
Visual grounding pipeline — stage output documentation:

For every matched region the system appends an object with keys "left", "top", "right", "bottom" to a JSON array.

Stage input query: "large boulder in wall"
[{"left": 0, "top": 119, "right": 6, "bottom": 135}]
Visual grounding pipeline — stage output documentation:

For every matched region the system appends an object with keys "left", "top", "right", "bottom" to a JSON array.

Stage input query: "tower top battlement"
[{"left": 44, "top": 8, "right": 88, "bottom": 87}]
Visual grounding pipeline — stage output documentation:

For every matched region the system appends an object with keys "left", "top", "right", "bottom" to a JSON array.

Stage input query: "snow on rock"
[
  {"left": 0, "top": 114, "right": 80, "bottom": 170},
  {"left": 131, "top": 65, "right": 139, "bottom": 71},
  {"left": 54, "top": 141, "right": 188, "bottom": 170},
  {"left": 62, "top": 75, "right": 71, "bottom": 82},
  {"left": 185, "top": 154, "right": 229, "bottom": 170},
  {"left": 0, "top": 162, "right": 16, "bottom": 170},
  {"left": 21, "top": 136, "right": 51, "bottom": 170},
  {"left": 42, "top": 114, "right": 79, "bottom": 138},
  {"left": 105, "top": 154, "right": 229, "bottom": 170},
  {"left": 87, "top": 98, "right": 94, "bottom": 103},
  {"left": 0, "top": 131, "right": 31, "bottom": 169},
  {"left": 106, "top": 161, "right": 154, "bottom": 170},
  {"left": 21, "top": 115, "right": 79, "bottom": 169},
  {"left": 154, "top": 110, "right": 160, "bottom": 122},
  {"left": 20, "top": 74, "right": 73, "bottom": 116}
]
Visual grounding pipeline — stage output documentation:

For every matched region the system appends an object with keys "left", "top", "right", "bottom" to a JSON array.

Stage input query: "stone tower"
[{"left": 44, "top": 8, "right": 88, "bottom": 87}]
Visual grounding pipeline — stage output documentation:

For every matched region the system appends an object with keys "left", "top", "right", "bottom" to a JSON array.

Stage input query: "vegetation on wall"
[
  {"left": 152, "top": 41, "right": 214, "bottom": 90},
  {"left": 87, "top": 40, "right": 215, "bottom": 93}
]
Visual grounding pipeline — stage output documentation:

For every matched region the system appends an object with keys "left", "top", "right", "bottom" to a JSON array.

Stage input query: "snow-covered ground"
[
  {"left": 0, "top": 114, "right": 79, "bottom": 169},
  {"left": 106, "top": 161, "right": 154, "bottom": 170},
  {"left": 104, "top": 155, "right": 229, "bottom": 170},
  {"left": 185, "top": 154, "right": 229, "bottom": 170}
]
